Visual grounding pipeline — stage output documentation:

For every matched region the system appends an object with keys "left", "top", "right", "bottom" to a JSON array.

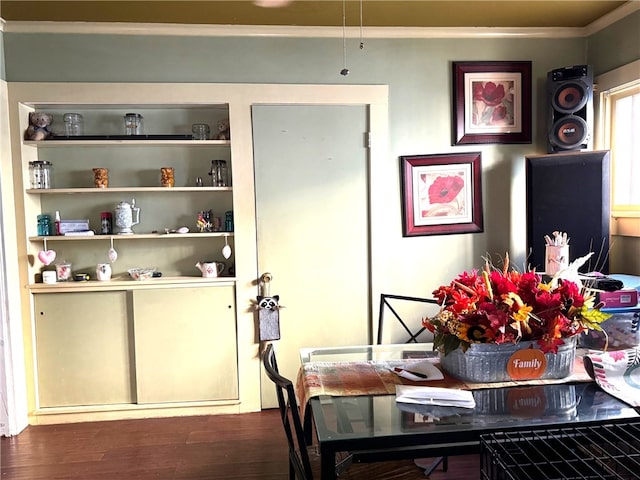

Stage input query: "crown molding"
[
  {"left": 583, "top": 0, "right": 640, "bottom": 36},
  {"left": 1, "top": 2, "right": 637, "bottom": 39},
  {"left": 0, "top": 21, "right": 588, "bottom": 39}
]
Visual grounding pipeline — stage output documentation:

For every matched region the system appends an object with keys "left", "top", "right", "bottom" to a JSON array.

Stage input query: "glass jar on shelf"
[
  {"left": 37, "top": 214, "right": 51, "bottom": 236},
  {"left": 29, "top": 160, "right": 52, "bottom": 189},
  {"left": 63, "top": 113, "right": 84, "bottom": 136},
  {"left": 124, "top": 113, "right": 144, "bottom": 135},
  {"left": 192, "top": 123, "right": 210, "bottom": 140},
  {"left": 209, "top": 160, "right": 228, "bottom": 187}
]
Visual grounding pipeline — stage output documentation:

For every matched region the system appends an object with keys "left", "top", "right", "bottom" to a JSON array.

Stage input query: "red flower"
[
  {"left": 489, "top": 270, "right": 518, "bottom": 296},
  {"left": 491, "top": 105, "right": 507, "bottom": 123},
  {"left": 538, "top": 336, "right": 565, "bottom": 354},
  {"left": 428, "top": 175, "right": 464, "bottom": 204},
  {"left": 474, "top": 81, "right": 506, "bottom": 107}
]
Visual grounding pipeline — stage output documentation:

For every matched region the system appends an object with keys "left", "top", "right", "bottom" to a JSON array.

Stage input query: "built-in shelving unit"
[
  {"left": 9, "top": 84, "right": 245, "bottom": 421},
  {"left": 21, "top": 103, "right": 235, "bottom": 284}
]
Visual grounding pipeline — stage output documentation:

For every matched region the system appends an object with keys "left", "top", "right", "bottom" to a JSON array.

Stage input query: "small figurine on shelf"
[
  {"left": 214, "top": 118, "right": 230, "bottom": 140},
  {"left": 197, "top": 210, "right": 213, "bottom": 233},
  {"left": 25, "top": 112, "right": 53, "bottom": 141}
]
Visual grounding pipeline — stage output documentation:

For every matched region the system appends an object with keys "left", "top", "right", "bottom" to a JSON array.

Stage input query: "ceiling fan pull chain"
[
  {"left": 359, "top": 0, "right": 364, "bottom": 50},
  {"left": 340, "top": 0, "right": 349, "bottom": 76}
]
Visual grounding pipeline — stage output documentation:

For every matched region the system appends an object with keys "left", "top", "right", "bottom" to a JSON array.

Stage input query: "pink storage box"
[{"left": 597, "top": 289, "right": 639, "bottom": 308}]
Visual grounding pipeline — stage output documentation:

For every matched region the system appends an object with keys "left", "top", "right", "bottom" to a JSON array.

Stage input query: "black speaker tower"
[
  {"left": 547, "top": 65, "right": 593, "bottom": 153},
  {"left": 526, "top": 150, "right": 610, "bottom": 274}
]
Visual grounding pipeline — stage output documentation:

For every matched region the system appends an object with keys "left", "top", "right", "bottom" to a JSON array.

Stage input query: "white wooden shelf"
[
  {"left": 29, "top": 232, "right": 234, "bottom": 241},
  {"left": 27, "top": 187, "right": 232, "bottom": 194},
  {"left": 23, "top": 139, "right": 230, "bottom": 147},
  {"left": 28, "top": 276, "right": 236, "bottom": 293}
]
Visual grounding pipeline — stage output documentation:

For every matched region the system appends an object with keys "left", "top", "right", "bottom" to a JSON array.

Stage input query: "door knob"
[{"left": 260, "top": 272, "right": 272, "bottom": 297}]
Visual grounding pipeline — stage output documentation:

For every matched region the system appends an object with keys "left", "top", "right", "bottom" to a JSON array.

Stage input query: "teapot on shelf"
[
  {"left": 196, "top": 261, "right": 225, "bottom": 278},
  {"left": 115, "top": 199, "right": 140, "bottom": 235}
]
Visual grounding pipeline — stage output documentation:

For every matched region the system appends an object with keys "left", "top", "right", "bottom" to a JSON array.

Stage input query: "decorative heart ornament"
[{"left": 38, "top": 250, "right": 56, "bottom": 266}]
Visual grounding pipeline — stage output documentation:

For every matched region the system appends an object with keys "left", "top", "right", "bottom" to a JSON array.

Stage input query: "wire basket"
[{"left": 480, "top": 420, "right": 640, "bottom": 480}]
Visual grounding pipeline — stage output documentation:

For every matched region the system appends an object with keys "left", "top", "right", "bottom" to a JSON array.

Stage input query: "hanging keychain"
[{"left": 256, "top": 272, "right": 282, "bottom": 341}]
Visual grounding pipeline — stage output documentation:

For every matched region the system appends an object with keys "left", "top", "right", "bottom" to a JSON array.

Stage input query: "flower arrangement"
[{"left": 424, "top": 255, "right": 610, "bottom": 356}]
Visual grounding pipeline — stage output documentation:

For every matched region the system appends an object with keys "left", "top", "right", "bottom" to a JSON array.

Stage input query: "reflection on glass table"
[
  {"left": 314, "top": 383, "right": 635, "bottom": 437},
  {"left": 300, "top": 344, "right": 640, "bottom": 480}
]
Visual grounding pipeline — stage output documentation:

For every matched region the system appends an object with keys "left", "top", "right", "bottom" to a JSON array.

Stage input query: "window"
[
  {"left": 602, "top": 82, "right": 640, "bottom": 211},
  {"left": 596, "top": 60, "right": 640, "bottom": 237}
]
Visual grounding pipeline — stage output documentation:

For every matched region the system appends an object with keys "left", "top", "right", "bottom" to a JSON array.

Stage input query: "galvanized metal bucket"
[{"left": 439, "top": 336, "right": 577, "bottom": 383}]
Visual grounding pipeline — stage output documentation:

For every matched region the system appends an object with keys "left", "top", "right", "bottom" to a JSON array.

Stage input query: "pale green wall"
[
  {"left": 0, "top": 31, "right": 5, "bottom": 80},
  {"left": 2, "top": 14, "right": 638, "bottom": 291},
  {"left": 587, "top": 10, "right": 640, "bottom": 75},
  {"left": 0, "top": 33, "right": 585, "bottom": 269}
]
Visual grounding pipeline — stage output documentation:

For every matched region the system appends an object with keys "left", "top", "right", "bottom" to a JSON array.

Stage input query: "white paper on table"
[
  {"left": 395, "top": 385, "right": 476, "bottom": 408},
  {"left": 393, "top": 359, "right": 444, "bottom": 382},
  {"left": 396, "top": 401, "right": 474, "bottom": 421}
]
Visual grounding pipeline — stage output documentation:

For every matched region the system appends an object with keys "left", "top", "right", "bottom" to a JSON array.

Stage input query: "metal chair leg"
[{"left": 414, "top": 456, "right": 447, "bottom": 477}]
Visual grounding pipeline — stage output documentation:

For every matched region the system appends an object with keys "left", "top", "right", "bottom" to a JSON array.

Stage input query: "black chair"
[
  {"left": 263, "top": 342, "right": 315, "bottom": 479},
  {"left": 377, "top": 293, "right": 440, "bottom": 344},
  {"left": 262, "top": 343, "right": 427, "bottom": 480},
  {"left": 377, "top": 294, "right": 448, "bottom": 477}
]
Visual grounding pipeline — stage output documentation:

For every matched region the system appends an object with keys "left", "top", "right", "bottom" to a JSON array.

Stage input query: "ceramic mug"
[{"left": 96, "top": 263, "right": 112, "bottom": 281}]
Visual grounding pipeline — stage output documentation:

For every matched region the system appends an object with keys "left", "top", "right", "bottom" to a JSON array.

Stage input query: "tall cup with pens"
[{"left": 545, "top": 231, "right": 569, "bottom": 275}]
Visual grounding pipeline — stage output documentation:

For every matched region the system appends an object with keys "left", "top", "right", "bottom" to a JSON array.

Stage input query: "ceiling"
[{"left": 0, "top": 1, "right": 632, "bottom": 29}]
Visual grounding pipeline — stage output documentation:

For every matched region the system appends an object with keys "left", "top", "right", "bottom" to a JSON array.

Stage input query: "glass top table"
[{"left": 299, "top": 344, "right": 640, "bottom": 480}]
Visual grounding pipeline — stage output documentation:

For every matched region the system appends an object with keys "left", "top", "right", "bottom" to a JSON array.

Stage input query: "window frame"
[{"left": 595, "top": 60, "right": 640, "bottom": 237}]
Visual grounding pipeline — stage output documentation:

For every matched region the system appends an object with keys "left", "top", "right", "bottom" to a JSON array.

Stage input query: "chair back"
[
  {"left": 262, "top": 343, "right": 313, "bottom": 480},
  {"left": 377, "top": 294, "right": 439, "bottom": 344}
]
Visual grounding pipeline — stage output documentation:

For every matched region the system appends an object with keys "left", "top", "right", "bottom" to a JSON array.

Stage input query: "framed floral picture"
[
  {"left": 452, "top": 61, "right": 532, "bottom": 145},
  {"left": 400, "top": 152, "right": 483, "bottom": 237}
]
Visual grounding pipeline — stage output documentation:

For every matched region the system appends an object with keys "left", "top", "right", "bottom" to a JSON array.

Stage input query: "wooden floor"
[{"left": 1, "top": 409, "right": 480, "bottom": 479}]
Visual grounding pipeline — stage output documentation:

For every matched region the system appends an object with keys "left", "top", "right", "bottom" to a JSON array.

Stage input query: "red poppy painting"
[
  {"left": 401, "top": 152, "right": 483, "bottom": 237},
  {"left": 453, "top": 61, "right": 532, "bottom": 145},
  {"left": 471, "top": 79, "right": 514, "bottom": 128}
]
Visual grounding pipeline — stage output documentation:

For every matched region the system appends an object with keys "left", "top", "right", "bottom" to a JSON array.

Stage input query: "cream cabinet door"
[
  {"left": 34, "top": 291, "right": 133, "bottom": 407},
  {"left": 132, "top": 286, "right": 238, "bottom": 404}
]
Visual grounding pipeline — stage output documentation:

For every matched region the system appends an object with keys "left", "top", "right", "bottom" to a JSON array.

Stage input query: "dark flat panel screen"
[{"left": 526, "top": 150, "right": 610, "bottom": 274}]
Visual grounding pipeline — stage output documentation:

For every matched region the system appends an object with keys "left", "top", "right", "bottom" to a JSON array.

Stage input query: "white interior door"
[{"left": 253, "top": 105, "right": 370, "bottom": 408}]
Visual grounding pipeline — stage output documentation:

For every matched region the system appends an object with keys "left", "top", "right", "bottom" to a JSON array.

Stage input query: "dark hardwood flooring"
[{"left": 1, "top": 409, "right": 480, "bottom": 479}]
